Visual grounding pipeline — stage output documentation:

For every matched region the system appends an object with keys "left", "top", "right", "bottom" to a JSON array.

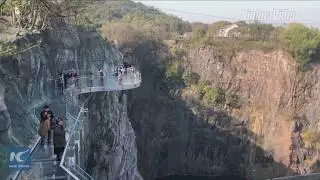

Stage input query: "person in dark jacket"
[
  {"left": 40, "top": 105, "right": 55, "bottom": 145},
  {"left": 63, "top": 73, "right": 68, "bottom": 88},
  {"left": 98, "top": 69, "right": 104, "bottom": 86},
  {"left": 58, "top": 73, "right": 64, "bottom": 93},
  {"left": 53, "top": 117, "right": 66, "bottom": 162}
]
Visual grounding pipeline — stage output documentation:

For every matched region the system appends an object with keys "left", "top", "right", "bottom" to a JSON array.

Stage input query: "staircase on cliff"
[{"left": 9, "top": 64, "right": 142, "bottom": 180}]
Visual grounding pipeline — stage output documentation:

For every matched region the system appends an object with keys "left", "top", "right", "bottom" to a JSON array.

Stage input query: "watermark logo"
[
  {"left": 7, "top": 147, "right": 31, "bottom": 170},
  {"left": 242, "top": 8, "right": 296, "bottom": 22}
]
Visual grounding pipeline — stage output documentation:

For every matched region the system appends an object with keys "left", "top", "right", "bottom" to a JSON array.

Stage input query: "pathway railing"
[
  {"left": 47, "top": 70, "right": 141, "bottom": 94},
  {"left": 60, "top": 106, "right": 93, "bottom": 180},
  {"left": 10, "top": 138, "right": 42, "bottom": 180},
  {"left": 10, "top": 99, "right": 65, "bottom": 180},
  {"left": 75, "top": 71, "right": 141, "bottom": 93},
  {"left": 60, "top": 89, "right": 94, "bottom": 180}
]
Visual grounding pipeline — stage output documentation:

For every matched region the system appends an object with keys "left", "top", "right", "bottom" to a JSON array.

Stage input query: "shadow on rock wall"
[{"left": 126, "top": 40, "right": 295, "bottom": 180}]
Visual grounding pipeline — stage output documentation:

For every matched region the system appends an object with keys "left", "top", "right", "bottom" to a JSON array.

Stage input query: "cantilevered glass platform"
[{"left": 70, "top": 71, "right": 141, "bottom": 94}]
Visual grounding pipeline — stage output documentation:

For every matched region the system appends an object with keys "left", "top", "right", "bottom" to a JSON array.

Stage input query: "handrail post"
[
  {"left": 40, "top": 162, "right": 43, "bottom": 179},
  {"left": 75, "top": 143, "right": 79, "bottom": 165},
  {"left": 79, "top": 130, "right": 82, "bottom": 167}
]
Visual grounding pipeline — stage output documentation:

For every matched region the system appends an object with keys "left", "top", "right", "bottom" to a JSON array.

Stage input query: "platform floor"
[
  {"left": 16, "top": 143, "right": 67, "bottom": 180},
  {"left": 75, "top": 73, "right": 141, "bottom": 94}
]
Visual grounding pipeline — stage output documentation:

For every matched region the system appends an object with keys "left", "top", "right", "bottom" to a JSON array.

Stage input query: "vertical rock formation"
[{"left": 83, "top": 92, "right": 143, "bottom": 180}]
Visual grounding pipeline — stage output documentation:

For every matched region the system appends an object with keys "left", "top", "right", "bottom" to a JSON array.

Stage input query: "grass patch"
[{"left": 301, "top": 127, "right": 320, "bottom": 149}]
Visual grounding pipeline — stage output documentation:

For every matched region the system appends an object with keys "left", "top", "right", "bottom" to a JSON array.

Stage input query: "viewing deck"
[{"left": 69, "top": 71, "right": 141, "bottom": 94}]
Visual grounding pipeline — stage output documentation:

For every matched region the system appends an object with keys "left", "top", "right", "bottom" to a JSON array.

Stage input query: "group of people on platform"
[
  {"left": 38, "top": 105, "right": 66, "bottom": 162},
  {"left": 113, "top": 62, "right": 134, "bottom": 76},
  {"left": 98, "top": 62, "right": 136, "bottom": 86},
  {"left": 56, "top": 63, "right": 137, "bottom": 90},
  {"left": 57, "top": 71, "right": 78, "bottom": 93}
]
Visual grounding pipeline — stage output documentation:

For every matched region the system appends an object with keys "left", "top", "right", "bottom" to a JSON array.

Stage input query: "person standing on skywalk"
[
  {"left": 38, "top": 112, "right": 51, "bottom": 147},
  {"left": 39, "top": 105, "right": 55, "bottom": 145},
  {"left": 58, "top": 73, "right": 64, "bottom": 94},
  {"left": 98, "top": 69, "right": 104, "bottom": 86},
  {"left": 53, "top": 117, "right": 66, "bottom": 162}
]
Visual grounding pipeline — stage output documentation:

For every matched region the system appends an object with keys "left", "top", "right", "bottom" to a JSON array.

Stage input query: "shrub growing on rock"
[
  {"left": 225, "top": 92, "right": 241, "bottom": 108},
  {"left": 196, "top": 82, "right": 225, "bottom": 106},
  {"left": 302, "top": 127, "right": 320, "bottom": 149},
  {"left": 182, "top": 70, "right": 200, "bottom": 87}
]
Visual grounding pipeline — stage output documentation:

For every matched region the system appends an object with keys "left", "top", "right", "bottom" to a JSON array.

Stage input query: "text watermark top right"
[{"left": 242, "top": 8, "right": 297, "bottom": 22}]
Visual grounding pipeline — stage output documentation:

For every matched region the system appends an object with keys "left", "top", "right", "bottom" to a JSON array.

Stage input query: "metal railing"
[
  {"left": 60, "top": 90, "right": 94, "bottom": 180},
  {"left": 14, "top": 160, "right": 66, "bottom": 180},
  {"left": 45, "top": 70, "right": 141, "bottom": 94},
  {"left": 10, "top": 98, "right": 63, "bottom": 180},
  {"left": 75, "top": 71, "right": 141, "bottom": 94},
  {"left": 10, "top": 138, "right": 42, "bottom": 180}
]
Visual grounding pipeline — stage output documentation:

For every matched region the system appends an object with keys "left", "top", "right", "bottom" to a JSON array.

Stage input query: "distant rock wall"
[
  {"left": 186, "top": 47, "right": 320, "bottom": 175},
  {"left": 126, "top": 41, "right": 320, "bottom": 180}
]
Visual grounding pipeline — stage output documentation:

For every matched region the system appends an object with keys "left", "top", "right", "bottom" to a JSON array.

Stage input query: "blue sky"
[{"left": 133, "top": 1, "right": 320, "bottom": 27}]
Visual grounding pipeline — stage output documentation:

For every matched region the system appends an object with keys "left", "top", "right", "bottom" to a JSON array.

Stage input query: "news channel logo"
[
  {"left": 242, "top": 8, "right": 296, "bottom": 22},
  {"left": 7, "top": 147, "right": 31, "bottom": 170}
]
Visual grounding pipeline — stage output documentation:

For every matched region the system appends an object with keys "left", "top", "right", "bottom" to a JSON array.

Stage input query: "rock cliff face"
[
  {"left": 0, "top": 16, "right": 142, "bottom": 180},
  {"left": 186, "top": 48, "right": 320, "bottom": 175},
  {"left": 126, "top": 41, "right": 320, "bottom": 180},
  {"left": 83, "top": 92, "right": 143, "bottom": 180}
]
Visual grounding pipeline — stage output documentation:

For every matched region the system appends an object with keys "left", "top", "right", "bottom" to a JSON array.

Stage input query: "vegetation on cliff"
[
  {"left": 0, "top": 0, "right": 94, "bottom": 55},
  {"left": 0, "top": 42, "right": 17, "bottom": 57},
  {"left": 2, "top": 0, "right": 320, "bottom": 69},
  {"left": 86, "top": 1, "right": 190, "bottom": 39},
  {"left": 302, "top": 126, "right": 320, "bottom": 149},
  {"left": 0, "top": 0, "right": 92, "bottom": 29},
  {"left": 280, "top": 23, "right": 320, "bottom": 69},
  {"left": 94, "top": 1, "right": 320, "bottom": 69}
]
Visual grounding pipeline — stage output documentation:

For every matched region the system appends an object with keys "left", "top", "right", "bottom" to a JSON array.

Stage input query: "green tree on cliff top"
[{"left": 280, "top": 23, "right": 320, "bottom": 68}]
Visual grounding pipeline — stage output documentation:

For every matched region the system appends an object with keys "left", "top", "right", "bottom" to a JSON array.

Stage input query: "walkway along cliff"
[{"left": 0, "top": 16, "right": 143, "bottom": 180}]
